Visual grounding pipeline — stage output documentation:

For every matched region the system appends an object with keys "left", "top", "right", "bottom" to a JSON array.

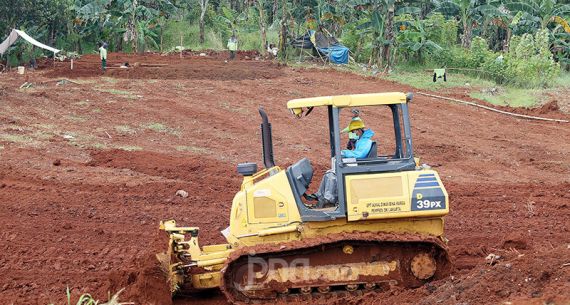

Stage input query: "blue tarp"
[
  {"left": 290, "top": 30, "right": 350, "bottom": 64},
  {"left": 318, "top": 44, "right": 349, "bottom": 64}
]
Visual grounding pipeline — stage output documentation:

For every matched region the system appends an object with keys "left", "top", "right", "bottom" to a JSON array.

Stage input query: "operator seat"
[
  {"left": 366, "top": 141, "right": 378, "bottom": 158},
  {"left": 287, "top": 158, "right": 314, "bottom": 199}
]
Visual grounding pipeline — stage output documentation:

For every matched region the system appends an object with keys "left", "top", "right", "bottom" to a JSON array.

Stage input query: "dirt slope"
[{"left": 0, "top": 53, "right": 568, "bottom": 305}]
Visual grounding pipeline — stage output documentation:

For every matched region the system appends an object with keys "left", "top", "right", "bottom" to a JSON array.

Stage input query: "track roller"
[
  {"left": 317, "top": 286, "right": 330, "bottom": 293},
  {"left": 300, "top": 287, "right": 312, "bottom": 294},
  {"left": 346, "top": 284, "right": 358, "bottom": 291},
  {"left": 410, "top": 252, "right": 437, "bottom": 280}
]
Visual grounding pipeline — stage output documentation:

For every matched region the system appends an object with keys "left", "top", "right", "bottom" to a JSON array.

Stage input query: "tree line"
[{"left": 1, "top": 0, "right": 569, "bottom": 81}]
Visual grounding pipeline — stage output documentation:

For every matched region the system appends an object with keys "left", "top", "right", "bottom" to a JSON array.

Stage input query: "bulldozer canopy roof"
[{"left": 287, "top": 92, "right": 407, "bottom": 109}]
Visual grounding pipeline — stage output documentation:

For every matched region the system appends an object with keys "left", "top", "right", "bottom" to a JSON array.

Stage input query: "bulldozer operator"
[
  {"left": 303, "top": 116, "right": 375, "bottom": 207},
  {"left": 341, "top": 119, "right": 375, "bottom": 159},
  {"left": 342, "top": 108, "right": 362, "bottom": 150}
]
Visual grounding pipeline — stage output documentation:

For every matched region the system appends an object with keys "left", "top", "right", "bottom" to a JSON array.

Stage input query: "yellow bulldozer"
[{"left": 158, "top": 92, "right": 451, "bottom": 303}]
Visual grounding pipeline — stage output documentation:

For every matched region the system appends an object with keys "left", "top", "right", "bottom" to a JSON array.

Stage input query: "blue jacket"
[{"left": 341, "top": 129, "right": 375, "bottom": 159}]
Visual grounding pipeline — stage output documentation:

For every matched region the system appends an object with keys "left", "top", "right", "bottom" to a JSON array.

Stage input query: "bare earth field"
[{"left": 0, "top": 52, "right": 569, "bottom": 305}]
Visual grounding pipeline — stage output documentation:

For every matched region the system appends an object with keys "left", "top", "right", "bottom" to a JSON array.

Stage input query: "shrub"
[
  {"left": 430, "top": 30, "right": 560, "bottom": 88},
  {"left": 340, "top": 21, "right": 372, "bottom": 63},
  {"left": 503, "top": 29, "right": 560, "bottom": 87},
  {"left": 424, "top": 13, "right": 458, "bottom": 48},
  {"left": 431, "top": 46, "right": 474, "bottom": 69}
]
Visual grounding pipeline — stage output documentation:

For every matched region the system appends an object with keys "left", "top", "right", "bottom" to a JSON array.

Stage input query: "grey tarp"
[{"left": 0, "top": 29, "right": 60, "bottom": 56}]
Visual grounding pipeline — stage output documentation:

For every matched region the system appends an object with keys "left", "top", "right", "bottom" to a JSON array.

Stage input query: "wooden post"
[
  {"left": 71, "top": 58, "right": 74, "bottom": 70},
  {"left": 53, "top": 52, "right": 56, "bottom": 68}
]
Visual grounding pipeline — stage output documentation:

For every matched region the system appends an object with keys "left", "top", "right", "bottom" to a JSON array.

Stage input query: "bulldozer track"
[
  {"left": 231, "top": 288, "right": 386, "bottom": 304},
  {"left": 220, "top": 232, "right": 451, "bottom": 304}
]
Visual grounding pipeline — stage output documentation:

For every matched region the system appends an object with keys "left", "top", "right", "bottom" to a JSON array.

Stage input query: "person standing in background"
[
  {"left": 227, "top": 34, "right": 238, "bottom": 60},
  {"left": 99, "top": 42, "right": 108, "bottom": 72}
]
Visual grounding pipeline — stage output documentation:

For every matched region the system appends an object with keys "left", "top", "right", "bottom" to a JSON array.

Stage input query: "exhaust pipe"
[{"left": 259, "top": 107, "right": 276, "bottom": 169}]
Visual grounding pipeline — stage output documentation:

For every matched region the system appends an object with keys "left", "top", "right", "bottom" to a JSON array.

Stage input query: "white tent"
[{"left": 0, "top": 29, "right": 60, "bottom": 56}]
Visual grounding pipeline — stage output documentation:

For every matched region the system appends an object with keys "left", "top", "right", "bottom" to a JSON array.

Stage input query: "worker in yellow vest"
[{"left": 227, "top": 35, "right": 238, "bottom": 60}]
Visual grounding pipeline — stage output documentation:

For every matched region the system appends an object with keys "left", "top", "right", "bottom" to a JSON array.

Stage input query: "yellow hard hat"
[{"left": 348, "top": 120, "right": 365, "bottom": 131}]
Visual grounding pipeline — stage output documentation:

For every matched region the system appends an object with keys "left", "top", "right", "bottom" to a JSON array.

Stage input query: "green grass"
[
  {"left": 553, "top": 71, "right": 570, "bottom": 88},
  {"left": 469, "top": 72, "right": 570, "bottom": 107},
  {"left": 115, "top": 125, "right": 137, "bottom": 134},
  {"left": 175, "top": 145, "right": 209, "bottom": 153},
  {"left": 49, "top": 286, "right": 125, "bottom": 305},
  {"left": 162, "top": 21, "right": 225, "bottom": 51},
  {"left": 0, "top": 134, "right": 32, "bottom": 143},
  {"left": 65, "top": 115, "right": 87, "bottom": 122},
  {"left": 144, "top": 122, "right": 168, "bottom": 132},
  {"left": 470, "top": 88, "right": 538, "bottom": 107},
  {"left": 115, "top": 145, "right": 143, "bottom": 151},
  {"left": 95, "top": 88, "right": 139, "bottom": 99},
  {"left": 161, "top": 20, "right": 278, "bottom": 52},
  {"left": 32, "top": 131, "right": 55, "bottom": 140},
  {"left": 91, "top": 143, "right": 107, "bottom": 149},
  {"left": 32, "top": 123, "right": 57, "bottom": 130},
  {"left": 143, "top": 122, "right": 180, "bottom": 136},
  {"left": 73, "top": 100, "right": 90, "bottom": 107},
  {"left": 386, "top": 69, "right": 495, "bottom": 90},
  {"left": 67, "top": 79, "right": 96, "bottom": 85},
  {"left": 219, "top": 101, "right": 249, "bottom": 114},
  {"left": 384, "top": 66, "right": 570, "bottom": 108},
  {"left": 174, "top": 82, "right": 185, "bottom": 90},
  {"left": 239, "top": 29, "right": 279, "bottom": 52},
  {"left": 101, "top": 77, "right": 119, "bottom": 84}
]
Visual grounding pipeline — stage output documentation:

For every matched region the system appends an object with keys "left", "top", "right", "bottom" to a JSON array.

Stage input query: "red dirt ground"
[{"left": 0, "top": 52, "right": 569, "bottom": 305}]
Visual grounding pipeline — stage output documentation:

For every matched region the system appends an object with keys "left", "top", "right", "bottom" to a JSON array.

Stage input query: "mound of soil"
[
  {"left": 104, "top": 253, "right": 172, "bottom": 305},
  {"left": 44, "top": 53, "right": 284, "bottom": 80},
  {"left": 494, "top": 100, "right": 563, "bottom": 117},
  {"left": 437, "top": 90, "right": 568, "bottom": 120}
]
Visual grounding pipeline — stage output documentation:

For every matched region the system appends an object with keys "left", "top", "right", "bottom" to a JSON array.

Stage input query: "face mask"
[{"left": 348, "top": 132, "right": 359, "bottom": 140}]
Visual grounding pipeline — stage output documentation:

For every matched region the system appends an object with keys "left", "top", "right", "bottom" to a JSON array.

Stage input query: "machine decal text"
[{"left": 367, "top": 201, "right": 405, "bottom": 213}]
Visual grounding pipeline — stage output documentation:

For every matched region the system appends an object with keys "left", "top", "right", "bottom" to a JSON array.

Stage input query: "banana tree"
[
  {"left": 354, "top": 9, "right": 385, "bottom": 66},
  {"left": 76, "top": 0, "right": 173, "bottom": 52},
  {"left": 349, "top": 0, "right": 399, "bottom": 68},
  {"left": 551, "top": 30, "right": 570, "bottom": 70},
  {"left": 316, "top": 0, "right": 346, "bottom": 36},
  {"left": 487, "top": 5, "right": 522, "bottom": 51},
  {"left": 216, "top": 6, "right": 248, "bottom": 36},
  {"left": 382, "top": 0, "right": 396, "bottom": 67},
  {"left": 199, "top": 0, "right": 209, "bottom": 44},
  {"left": 434, "top": 0, "right": 488, "bottom": 48},
  {"left": 396, "top": 17, "right": 443, "bottom": 63},
  {"left": 135, "top": 19, "right": 159, "bottom": 52},
  {"left": 504, "top": 0, "right": 570, "bottom": 30},
  {"left": 255, "top": 0, "right": 268, "bottom": 54}
]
